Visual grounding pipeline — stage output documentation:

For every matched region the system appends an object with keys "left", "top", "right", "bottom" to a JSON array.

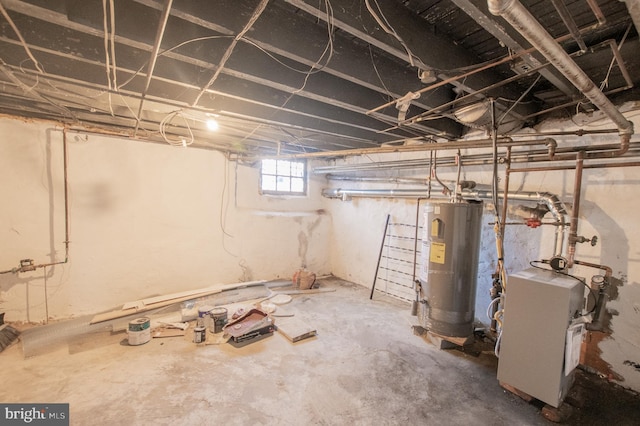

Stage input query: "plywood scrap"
[{"left": 276, "top": 317, "right": 317, "bottom": 343}]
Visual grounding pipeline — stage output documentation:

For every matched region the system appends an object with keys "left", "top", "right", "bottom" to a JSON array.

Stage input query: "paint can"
[
  {"left": 128, "top": 317, "right": 151, "bottom": 346},
  {"left": 210, "top": 307, "right": 228, "bottom": 333},
  {"left": 197, "top": 305, "right": 214, "bottom": 328},
  {"left": 194, "top": 326, "right": 206, "bottom": 343}
]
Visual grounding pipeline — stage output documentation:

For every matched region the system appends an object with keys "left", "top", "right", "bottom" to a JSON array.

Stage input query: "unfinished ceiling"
[{"left": 0, "top": 0, "right": 638, "bottom": 155}]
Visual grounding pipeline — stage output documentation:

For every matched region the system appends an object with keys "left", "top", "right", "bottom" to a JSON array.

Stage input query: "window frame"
[{"left": 259, "top": 158, "right": 307, "bottom": 196}]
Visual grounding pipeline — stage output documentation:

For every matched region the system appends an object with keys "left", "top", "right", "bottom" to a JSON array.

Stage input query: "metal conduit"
[{"left": 313, "top": 142, "right": 640, "bottom": 174}]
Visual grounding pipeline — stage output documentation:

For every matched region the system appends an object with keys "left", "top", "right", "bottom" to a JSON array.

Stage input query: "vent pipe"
[{"left": 487, "top": 0, "right": 633, "bottom": 156}]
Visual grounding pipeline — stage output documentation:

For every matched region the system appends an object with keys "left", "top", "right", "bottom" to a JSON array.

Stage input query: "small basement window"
[{"left": 260, "top": 159, "right": 306, "bottom": 195}]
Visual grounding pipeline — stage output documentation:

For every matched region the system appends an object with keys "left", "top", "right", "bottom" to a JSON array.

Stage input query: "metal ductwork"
[{"left": 487, "top": 0, "right": 633, "bottom": 156}]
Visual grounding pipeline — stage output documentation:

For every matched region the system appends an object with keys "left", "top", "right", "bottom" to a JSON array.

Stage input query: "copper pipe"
[
  {"left": 567, "top": 151, "right": 585, "bottom": 267},
  {"left": 62, "top": 128, "right": 70, "bottom": 262},
  {"left": 522, "top": 85, "right": 633, "bottom": 121},
  {"left": 574, "top": 260, "right": 612, "bottom": 279},
  {"left": 550, "top": 0, "right": 587, "bottom": 52},
  {"left": 393, "top": 54, "right": 561, "bottom": 128},
  {"left": 366, "top": 26, "right": 597, "bottom": 115},
  {"left": 260, "top": 137, "right": 571, "bottom": 160},
  {"left": 507, "top": 128, "right": 619, "bottom": 137},
  {"left": 35, "top": 128, "right": 70, "bottom": 269},
  {"left": 489, "top": 0, "right": 633, "bottom": 168},
  {"left": 574, "top": 259, "right": 612, "bottom": 331},
  {"left": 500, "top": 147, "right": 511, "bottom": 239},
  {"left": 586, "top": 0, "right": 607, "bottom": 25},
  {"left": 0, "top": 128, "right": 71, "bottom": 275},
  {"left": 605, "top": 39, "right": 634, "bottom": 89}
]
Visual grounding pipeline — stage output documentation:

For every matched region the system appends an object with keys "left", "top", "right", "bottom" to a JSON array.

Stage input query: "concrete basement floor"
[{"left": 1, "top": 277, "right": 639, "bottom": 425}]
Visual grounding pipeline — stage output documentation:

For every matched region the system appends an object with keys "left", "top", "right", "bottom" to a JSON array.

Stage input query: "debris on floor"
[
  {"left": 152, "top": 321, "right": 189, "bottom": 339},
  {"left": 276, "top": 317, "right": 317, "bottom": 343},
  {"left": 152, "top": 328, "right": 187, "bottom": 339},
  {"left": 91, "top": 280, "right": 269, "bottom": 324},
  {"left": 18, "top": 277, "right": 332, "bottom": 357},
  {"left": 224, "top": 308, "right": 275, "bottom": 345}
]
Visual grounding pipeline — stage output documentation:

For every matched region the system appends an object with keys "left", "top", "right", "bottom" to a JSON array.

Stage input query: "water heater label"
[{"left": 430, "top": 242, "right": 446, "bottom": 264}]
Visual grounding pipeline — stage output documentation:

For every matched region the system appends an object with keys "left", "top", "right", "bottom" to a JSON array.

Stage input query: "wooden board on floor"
[{"left": 276, "top": 318, "right": 317, "bottom": 343}]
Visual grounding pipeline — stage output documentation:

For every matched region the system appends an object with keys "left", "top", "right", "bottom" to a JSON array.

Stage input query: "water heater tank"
[{"left": 419, "top": 201, "right": 483, "bottom": 338}]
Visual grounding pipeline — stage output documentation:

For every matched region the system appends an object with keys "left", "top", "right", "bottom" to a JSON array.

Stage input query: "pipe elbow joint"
[{"left": 619, "top": 121, "right": 634, "bottom": 137}]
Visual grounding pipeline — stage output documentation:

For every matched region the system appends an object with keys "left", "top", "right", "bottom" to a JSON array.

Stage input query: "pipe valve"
[
  {"left": 574, "top": 235, "right": 598, "bottom": 246},
  {"left": 19, "top": 259, "right": 36, "bottom": 273}
]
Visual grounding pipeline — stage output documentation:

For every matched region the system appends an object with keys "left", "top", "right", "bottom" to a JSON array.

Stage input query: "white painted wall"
[
  {"left": 1, "top": 109, "right": 639, "bottom": 392},
  {"left": 0, "top": 117, "right": 330, "bottom": 322},
  {"left": 324, "top": 108, "right": 640, "bottom": 392}
]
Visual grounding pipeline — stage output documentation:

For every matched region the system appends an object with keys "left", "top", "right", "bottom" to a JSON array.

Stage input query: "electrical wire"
[
  {"left": 486, "top": 297, "right": 501, "bottom": 322},
  {"left": 237, "top": 0, "right": 335, "bottom": 146},
  {"left": 365, "top": 0, "right": 419, "bottom": 68},
  {"left": 118, "top": 33, "right": 335, "bottom": 92},
  {"left": 498, "top": 74, "right": 541, "bottom": 127},
  {"left": 369, "top": 44, "right": 392, "bottom": 100},
  {"left": 159, "top": 110, "right": 194, "bottom": 146},
  {"left": 529, "top": 260, "right": 598, "bottom": 314},
  {"left": 191, "top": 0, "right": 270, "bottom": 107},
  {"left": 599, "top": 24, "right": 632, "bottom": 92},
  {"left": 0, "top": 1, "right": 44, "bottom": 73}
]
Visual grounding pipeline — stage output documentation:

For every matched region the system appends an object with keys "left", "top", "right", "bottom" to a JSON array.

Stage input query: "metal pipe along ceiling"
[
  {"left": 321, "top": 187, "right": 567, "bottom": 258},
  {"left": 487, "top": 0, "right": 634, "bottom": 148}
]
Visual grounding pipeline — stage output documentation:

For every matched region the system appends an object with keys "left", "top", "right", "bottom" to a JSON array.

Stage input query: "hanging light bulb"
[{"left": 206, "top": 118, "right": 219, "bottom": 131}]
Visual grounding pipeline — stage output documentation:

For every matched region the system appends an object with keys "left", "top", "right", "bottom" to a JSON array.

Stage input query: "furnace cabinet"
[{"left": 497, "top": 267, "right": 585, "bottom": 408}]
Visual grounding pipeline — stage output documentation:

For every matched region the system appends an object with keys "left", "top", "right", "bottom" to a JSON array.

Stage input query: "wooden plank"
[
  {"left": 122, "top": 280, "right": 267, "bottom": 310},
  {"left": 271, "top": 288, "right": 336, "bottom": 296},
  {"left": 91, "top": 280, "right": 267, "bottom": 325},
  {"left": 499, "top": 381, "right": 535, "bottom": 403},
  {"left": 90, "top": 291, "right": 220, "bottom": 324}
]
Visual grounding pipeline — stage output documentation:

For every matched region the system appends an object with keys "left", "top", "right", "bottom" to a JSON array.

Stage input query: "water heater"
[{"left": 419, "top": 201, "right": 483, "bottom": 338}]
